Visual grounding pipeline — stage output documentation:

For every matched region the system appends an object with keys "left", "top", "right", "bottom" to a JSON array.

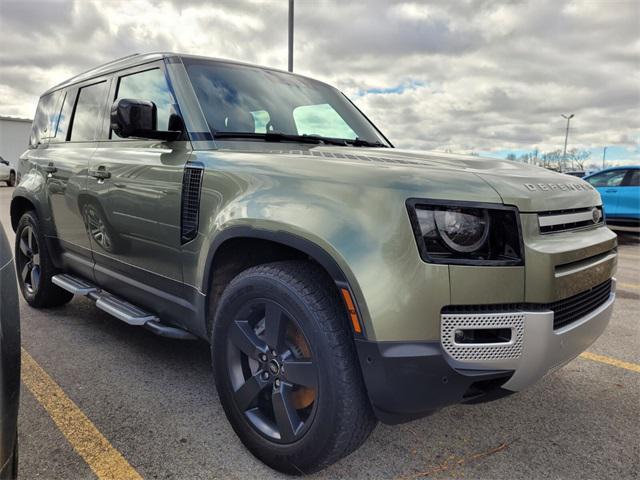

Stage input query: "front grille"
[
  {"left": 547, "top": 279, "right": 612, "bottom": 329},
  {"left": 442, "top": 279, "right": 613, "bottom": 331},
  {"left": 180, "top": 165, "right": 204, "bottom": 243},
  {"left": 538, "top": 206, "right": 604, "bottom": 234}
]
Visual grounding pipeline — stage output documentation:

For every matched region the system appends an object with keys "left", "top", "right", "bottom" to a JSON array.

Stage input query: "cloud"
[{"left": 0, "top": 0, "right": 638, "bottom": 163}]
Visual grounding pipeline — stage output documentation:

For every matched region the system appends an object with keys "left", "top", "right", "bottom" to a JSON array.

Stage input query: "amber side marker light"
[{"left": 340, "top": 288, "right": 362, "bottom": 334}]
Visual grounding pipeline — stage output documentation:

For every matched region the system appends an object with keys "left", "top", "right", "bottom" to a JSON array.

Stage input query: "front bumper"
[
  {"left": 442, "top": 279, "right": 616, "bottom": 391},
  {"left": 355, "top": 279, "right": 615, "bottom": 424}
]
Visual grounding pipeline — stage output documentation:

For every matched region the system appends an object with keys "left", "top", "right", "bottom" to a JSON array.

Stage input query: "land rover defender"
[{"left": 11, "top": 53, "right": 617, "bottom": 474}]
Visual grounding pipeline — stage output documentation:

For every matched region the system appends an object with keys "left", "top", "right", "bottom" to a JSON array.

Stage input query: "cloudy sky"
[{"left": 1, "top": 0, "right": 638, "bottom": 164}]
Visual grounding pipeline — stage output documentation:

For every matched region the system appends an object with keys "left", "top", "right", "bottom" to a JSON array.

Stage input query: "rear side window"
[
  {"left": 29, "top": 91, "right": 63, "bottom": 147},
  {"left": 113, "top": 68, "right": 174, "bottom": 139},
  {"left": 70, "top": 81, "right": 108, "bottom": 142}
]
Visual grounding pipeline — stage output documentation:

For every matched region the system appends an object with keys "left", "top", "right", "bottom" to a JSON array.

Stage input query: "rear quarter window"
[{"left": 29, "top": 90, "right": 64, "bottom": 147}]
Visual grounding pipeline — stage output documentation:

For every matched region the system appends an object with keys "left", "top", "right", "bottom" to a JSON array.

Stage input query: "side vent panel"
[{"left": 180, "top": 164, "right": 204, "bottom": 243}]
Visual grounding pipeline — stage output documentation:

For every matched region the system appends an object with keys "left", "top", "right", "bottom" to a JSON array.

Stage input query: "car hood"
[{"left": 307, "top": 146, "right": 601, "bottom": 212}]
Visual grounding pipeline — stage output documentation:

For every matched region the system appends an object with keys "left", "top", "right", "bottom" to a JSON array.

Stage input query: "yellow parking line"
[
  {"left": 21, "top": 348, "right": 142, "bottom": 480},
  {"left": 618, "top": 282, "right": 640, "bottom": 291},
  {"left": 579, "top": 351, "right": 640, "bottom": 373}
]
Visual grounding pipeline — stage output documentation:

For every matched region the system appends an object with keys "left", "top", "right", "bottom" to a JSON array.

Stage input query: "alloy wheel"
[
  {"left": 226, "top": 299, "right": 319, "bottom": 443},
  {"left": 17, "top": 225, "right": 41, "bottom": 294}
]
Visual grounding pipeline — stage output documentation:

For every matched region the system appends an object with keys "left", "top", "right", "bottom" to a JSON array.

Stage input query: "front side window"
[
  {"left": 70, "top": 81, "right": 108, "bottom": 142},
  {"left": 183, "top": 59, "right": 388, "bottom": 146},
  {"left": 29, "top": 90, "right": 63, "bottom": 147},
  {"left": 113, "top": 68, "right": 174, "bottom": 138},
  {"left": 586, "top": 170, "right": 627, "bottom": 187}
]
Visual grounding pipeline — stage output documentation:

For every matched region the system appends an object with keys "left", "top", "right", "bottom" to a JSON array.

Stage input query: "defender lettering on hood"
[{"left": 524, "top": 182, "right": 595, "bottom": 192}]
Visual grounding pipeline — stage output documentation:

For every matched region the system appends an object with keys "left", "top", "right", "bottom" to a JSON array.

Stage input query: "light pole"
[
  {"left": 561, "top": 113, "right": 574, "bottom": 172},
  {"left": 288, "top": 0, "right": 294, "bottom": 72},
  {"left": 602, "top": 146, "right": 607, "bottom": 170}
]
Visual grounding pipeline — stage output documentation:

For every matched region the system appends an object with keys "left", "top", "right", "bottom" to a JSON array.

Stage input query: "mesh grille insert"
[
  {"left": 180, "top": 165, "right": 203, "bottom": 243},
  {"left": 442, "top": 279, "right": 613, "bottom": 331}
]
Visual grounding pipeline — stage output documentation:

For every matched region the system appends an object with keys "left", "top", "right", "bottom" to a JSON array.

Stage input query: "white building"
[{"left": 0, "top": 116, "right": 32, "bottom": 167}]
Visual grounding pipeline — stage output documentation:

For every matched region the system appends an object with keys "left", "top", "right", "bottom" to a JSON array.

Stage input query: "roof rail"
[
  {"left": 47, "top": 53, "right": 142, "bottom": 92},
  {"left": 92, "top": 53, "right": 141, "bottom": 70}
]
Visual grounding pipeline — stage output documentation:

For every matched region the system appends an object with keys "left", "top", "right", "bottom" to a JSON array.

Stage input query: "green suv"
[{"left": 11, "top": 53, "right": 617, "bottom": 474}]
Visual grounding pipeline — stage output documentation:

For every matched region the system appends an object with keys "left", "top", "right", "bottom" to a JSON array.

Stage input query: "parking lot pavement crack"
[{"left": 395, "top": 439, "right": 515, "bottom": 479}]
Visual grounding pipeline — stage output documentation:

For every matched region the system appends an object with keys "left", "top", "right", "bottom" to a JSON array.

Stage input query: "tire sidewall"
[{"left": 212, "top": 273, "right": 345, "bottom": 470}]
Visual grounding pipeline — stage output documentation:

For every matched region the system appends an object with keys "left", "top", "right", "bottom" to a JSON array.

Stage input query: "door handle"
[
  {"left": 42, "top": 163, "right": 57, "bottom": 174},
  {"left": 89, "top": 168, "right": 111, "bottom": 180}
]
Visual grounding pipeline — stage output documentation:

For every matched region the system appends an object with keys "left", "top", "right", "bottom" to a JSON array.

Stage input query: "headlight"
[{"left": 407, "top": 200, "right": 523, "bottom": 265}]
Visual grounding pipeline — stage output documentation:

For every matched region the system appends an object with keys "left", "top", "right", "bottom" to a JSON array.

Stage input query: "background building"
[{"left": 0, "top": 116, "right": 32, "bottom": 166}]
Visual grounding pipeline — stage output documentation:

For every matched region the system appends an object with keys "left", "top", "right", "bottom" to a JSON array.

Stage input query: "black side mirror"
[{"left": 110, "top": 98, "right": 182, "bottom": 141}]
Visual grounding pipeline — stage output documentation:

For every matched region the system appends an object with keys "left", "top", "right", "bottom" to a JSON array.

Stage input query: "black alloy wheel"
[
  {"left": 226, "top": 298, "right": 318, "bottom": 443},
  {"left": 16, "top": 225, "right": 41, "bottom": 295}
]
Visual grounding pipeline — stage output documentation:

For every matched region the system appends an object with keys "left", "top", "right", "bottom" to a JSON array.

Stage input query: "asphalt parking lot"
[{"left": 1, "top": 185, "right": 638, "bottom": 480}]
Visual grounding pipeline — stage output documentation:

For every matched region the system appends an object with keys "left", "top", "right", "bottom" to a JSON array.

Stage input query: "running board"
[
  {"left": 51, "top": 274, "right": 197, "bottom": 339},
  {"left": 52, "top": 273, "right": 98, "bottom": 295},
  {"left": 96, "top": 294, "right": 157, "bottom": 326}
]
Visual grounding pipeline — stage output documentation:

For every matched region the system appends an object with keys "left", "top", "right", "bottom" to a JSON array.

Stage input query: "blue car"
[{"left": 584, "top": 166, "right": 640, "bottom": 232}]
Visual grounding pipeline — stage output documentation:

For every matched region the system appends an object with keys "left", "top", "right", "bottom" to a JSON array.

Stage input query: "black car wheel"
[
  {"left": 212, "top": 261, "right": 376, "bottom": 474},
  {"left": 8, "top": 171, "right": 16, "bottom": 187},
  {"left": 15, "top": 211, "right": 73, "bottom": 308}
]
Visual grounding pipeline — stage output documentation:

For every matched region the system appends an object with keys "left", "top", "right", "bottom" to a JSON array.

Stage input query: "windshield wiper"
[
  {"left": 213, "top": 131, "right": 387, "bottom": 148},
  {"left": 346, "top": 137, "right": 389, "bottom": 148},
  {"left": 213, "top": 131, "right": 326, "bottom": 145}
]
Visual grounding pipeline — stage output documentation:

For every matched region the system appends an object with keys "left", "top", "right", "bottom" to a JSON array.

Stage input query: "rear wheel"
[
  {"left": 212, "top": 261, "right": 376, "bottom": 474},
  {"left": 15, "top": 211, "right": 73, "bottom": 308}
]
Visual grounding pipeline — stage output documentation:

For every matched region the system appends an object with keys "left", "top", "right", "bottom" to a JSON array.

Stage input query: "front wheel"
[{"left": 211, "top": 261, "right": 376, "bottom": 474}]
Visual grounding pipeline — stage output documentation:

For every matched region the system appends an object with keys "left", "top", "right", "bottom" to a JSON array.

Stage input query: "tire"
[
  {"left": 8, "top": 171, "right": 16, "bottom": 187},
  {"left": 14, "top": 210, "right": 74, "bottom": 308},
  {"left": 211, "top": 261, "right": 377, "bottom": 474}
]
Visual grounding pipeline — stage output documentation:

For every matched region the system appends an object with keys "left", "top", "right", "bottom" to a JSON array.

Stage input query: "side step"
[
  {"left": 51, "top": 274, "right": 197, "bottom": 340},
  {"left": 52, "top": 273, "right": 98, "bottom": 295},
  {"left": 96, "top": 294, "right": 157, "bottom": 326}
]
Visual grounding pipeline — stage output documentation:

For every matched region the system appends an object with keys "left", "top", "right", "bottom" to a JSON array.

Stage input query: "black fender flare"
[{"left": 202, "top": 226, "right": 369, "bottom": 336}]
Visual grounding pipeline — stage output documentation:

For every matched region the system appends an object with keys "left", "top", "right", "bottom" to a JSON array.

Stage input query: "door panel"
[
  {"left": 88, "top": 61, "right": 192, "bottom": 287},
  {"left": 46, "top": 80, "right": 110, "bottom": 265},
  {"left": 619, "top": 170, "right": 640, "bottom": 219},
  {"left": 87, "top": 142, "right": 191, "bottom": 281}
]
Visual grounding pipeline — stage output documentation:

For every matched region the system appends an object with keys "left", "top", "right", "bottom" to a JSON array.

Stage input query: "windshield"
[{"left": 182, "top": 58, "right": 389, "bottom": 146}]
